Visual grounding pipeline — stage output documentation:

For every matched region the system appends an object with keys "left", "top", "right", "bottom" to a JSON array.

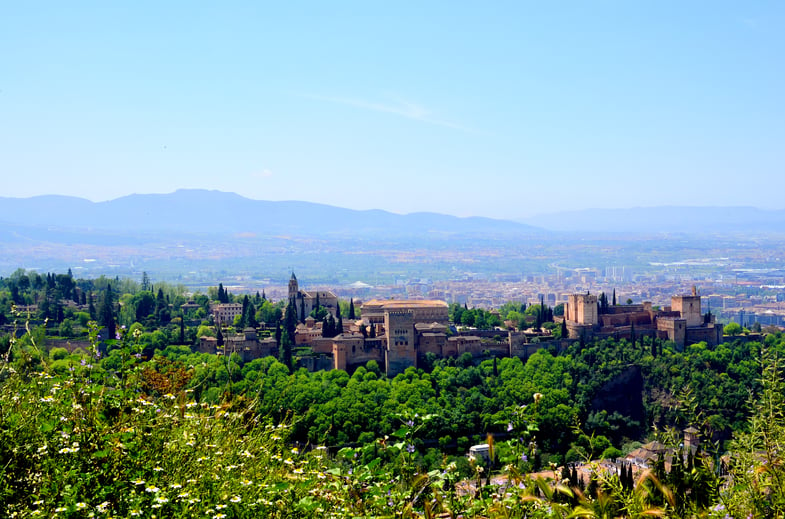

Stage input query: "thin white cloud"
[
  {"left": 305, "top": 94, "right": 473, "bottom": 132},
  {"left": 251, "top": 169, "right": 273, "bottom": 179}
]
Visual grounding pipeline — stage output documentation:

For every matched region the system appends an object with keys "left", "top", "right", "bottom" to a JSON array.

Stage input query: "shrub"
[{"left": 49, "top": 347, "right": 69, "bottom": 361}]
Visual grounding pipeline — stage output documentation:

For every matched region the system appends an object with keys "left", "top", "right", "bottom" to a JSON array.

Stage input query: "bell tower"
[{"left": 288, "top": 272, "right": 299, "bottom": 302}]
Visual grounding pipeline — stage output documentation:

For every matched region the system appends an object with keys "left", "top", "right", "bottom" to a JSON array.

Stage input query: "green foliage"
[
  {"left": 450, "top": 304, "right": 502, "bottom": 330},
  {"left": 4, "top": 280, "right": 785, "bottom": 517},
  {"left": 49, "top": 347, "right": 69, "bottom": 361},
  {"left": 723, "top": 322, "right": 742, "bottom": 336},
  {"left": 724, "top": 347, "right": 785, "bottom": 517}
]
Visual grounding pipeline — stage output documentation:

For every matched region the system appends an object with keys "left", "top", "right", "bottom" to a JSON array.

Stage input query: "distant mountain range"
[
  {"left": 2, "top": 191, "right": 784, "bottom": 241},
  {"left": 522, "top": 206, "right": 785, "bottom": 234},
  {"left": 0, "top": 189, "right": 540, "bottom": 239}
]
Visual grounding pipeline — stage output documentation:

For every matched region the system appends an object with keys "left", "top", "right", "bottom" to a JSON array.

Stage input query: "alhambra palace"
[{"left": 198, "top": 276, "right": 724, "bottom": 376}]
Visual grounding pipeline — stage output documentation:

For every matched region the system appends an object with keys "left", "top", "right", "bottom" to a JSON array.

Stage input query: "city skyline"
[{"left": 2, "top": 2, "right": 784, "bottom": 219}]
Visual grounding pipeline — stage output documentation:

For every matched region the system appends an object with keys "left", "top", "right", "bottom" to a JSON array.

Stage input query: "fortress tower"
[
  {"left": 385, "top": 310, "right": 416, "bottom": 376},
  {"left": 565, "top": 294, "right": 598, "bottom": 326},
  {"left": 671, "top": 294, "right": 702, "bottom": 327},
  {"left": 564, "top": 293, "right": 599, "bottom": 340}
]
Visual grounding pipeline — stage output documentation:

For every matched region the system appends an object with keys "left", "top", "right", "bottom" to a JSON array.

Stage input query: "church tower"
[{"left": 288, "top": 273, "right": 299, "bottom": 302}]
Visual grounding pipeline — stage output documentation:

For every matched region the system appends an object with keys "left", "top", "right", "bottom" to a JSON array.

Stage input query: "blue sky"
[{"left": 1, "top": 1, "right": 783, "bottom": 219}]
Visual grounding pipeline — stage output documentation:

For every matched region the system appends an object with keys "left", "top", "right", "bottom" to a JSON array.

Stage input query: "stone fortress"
[
  {"left": 564, "top": 286, "right": 723, "bottom": 347},
  {"left": 199, "top": 277, "right": 724, "bottom": 376}
]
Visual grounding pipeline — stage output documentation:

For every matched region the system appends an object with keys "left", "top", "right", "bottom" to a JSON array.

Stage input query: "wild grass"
[{"left": 2, "top": 321, "right": 784, "bottom": 518}]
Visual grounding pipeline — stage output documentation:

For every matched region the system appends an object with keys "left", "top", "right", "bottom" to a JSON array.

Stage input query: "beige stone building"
[
  {"left": 361, "top": 299, "right": 449, "bottom": 326},
  {"left": 288, "top": 273, "right": 339, "bottom": 319},
  {"left": 198, "top": 328, "right": 277, "bottom": 362},
  {"left": 564, "top": 288, "right": 722, "bottom": 348},
  {"left": 210, "top": 303, "right": 244, "bottom": 325}
]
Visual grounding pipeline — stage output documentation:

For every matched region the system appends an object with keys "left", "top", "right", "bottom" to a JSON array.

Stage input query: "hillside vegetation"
[
  {"left": 2, "top": 271, "right": 785, "bottom": 517},
  {"left": 3, "top": 315, "right": 785, "bottom": 517}
]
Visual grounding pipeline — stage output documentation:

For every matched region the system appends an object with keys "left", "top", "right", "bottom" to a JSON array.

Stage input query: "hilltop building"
[
  {"left": 288, "top": 273, "right": 339, "bottom": 318},
  {"left": 564, "top": 287, "right": 722, "bottom": 348},
  {"left": 210, "top": 303, "right": 244, "bottom": 325},
  {"left": 303, "top": 299, "right": 453, "bottom": 376},
  {"left": 196, "top": 277, "right": 728, "bottom": 377},
  {"left": 361, "top": 299, "right": 449, "bottom": 327},
  {"left": 197, "top": 327, "right": 277, "bottom": 362},
  {"left": 196, "top": 279, "right": 565, "bottom": 376}
]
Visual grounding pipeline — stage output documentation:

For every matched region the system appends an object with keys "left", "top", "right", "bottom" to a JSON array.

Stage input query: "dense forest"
[{"left": 2, "top": 270, "right": 785, "bottom": 517}]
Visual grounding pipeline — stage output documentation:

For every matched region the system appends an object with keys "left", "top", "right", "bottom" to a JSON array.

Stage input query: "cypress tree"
[
  {"left": 216, "top": 325, "right": 224, "bottom": 347},
  {"left": 285, "top": 298, "right": 298, "bottom": 344},
  {"left": 88, "top": 292, "right": 96, "bottom": 320},
  {"left": 299, "top": 297, "right": 305, "bottom": 323},
  {"left": 327, "top": 315, "right": 336, "bottom": 337},
  {"left": 10, "top": 285, "right": 21, "bottom": 305},
  {"left": 98, "top": 283, "right": 116, "bottom": 339},
  {"left": 279, "top": 330, "right": 293, "bottom": 371},
  {"left": 156, "top": 288, "right": 166, "bottom": 319},
  {"left": 612, "top": 288, "right": 616, "bottom": 306},
  {"left": 539, "top": 295, "right": 545, "bottom": 327},
  {"left": 560, "top": 318, "right": 567, "bottom": 339},
  {"left": 321, "top": 316, "right": 330, "bottom": 337},
  {"left": 246, "top": 302, "right": 257, "bottom": 328},
  {"left": 241, "top": 295, "right": 250, "bottom": 327},
  {"left": 179, "top": 314, "right": 185, "bottom": 344},
  {"left": 336, "top": 302, "right": 343, "bottom": 334},
  {"left": 348, "top": 298, "right": 355, "bottom": 320}
]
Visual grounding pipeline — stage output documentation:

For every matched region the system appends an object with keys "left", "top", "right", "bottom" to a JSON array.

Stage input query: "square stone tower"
[
  {"left": 672, "top": 295, "right": 702, "bottom": 327},
  {"left": 566, "top": 294, "right": 598, "bottom": 326},
  {"left": 385, "top": 310, "right": 416, "bottom": 376}
]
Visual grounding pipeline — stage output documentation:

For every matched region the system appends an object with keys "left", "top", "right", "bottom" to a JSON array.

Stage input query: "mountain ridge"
[
  {"left": 4, "top": 190, "right": 785, "bottom": 236},
  {"left": 0, "top": 189, "right": 540, "bottom": 237}
]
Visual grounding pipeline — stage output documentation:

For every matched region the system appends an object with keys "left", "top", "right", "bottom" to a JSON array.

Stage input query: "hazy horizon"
[{"left": 5, "top": 188, "right": 785, "bottom": 223}]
